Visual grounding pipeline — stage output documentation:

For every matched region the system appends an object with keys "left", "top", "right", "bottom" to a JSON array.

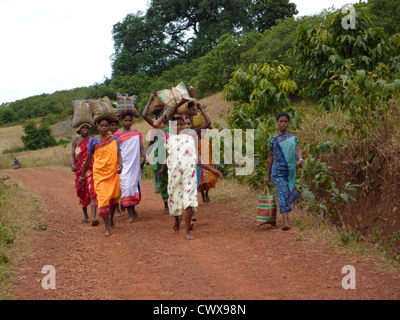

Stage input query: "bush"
[{"left": 20, "top": 120, "right": 58, "bottom": 151}]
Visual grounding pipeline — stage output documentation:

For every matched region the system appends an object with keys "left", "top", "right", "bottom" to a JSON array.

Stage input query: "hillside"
[{"left": 0, "top": 92, "right": 233, "bottom": 170}]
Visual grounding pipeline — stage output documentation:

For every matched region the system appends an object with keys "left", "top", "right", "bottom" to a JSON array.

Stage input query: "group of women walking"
[{"left": 71, "top": 91, "right": 303, "bottom": 239}]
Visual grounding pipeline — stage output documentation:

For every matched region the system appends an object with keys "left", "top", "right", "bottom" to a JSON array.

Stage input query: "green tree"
[
  {"left": 291, "top": 4, "right": 400, "bottom": 101},
  {"left": 247, "top": 0, "right": 298, "bottom": 32},
  {"left": 20, "top": 120, "right": 57, "bottom": 151},
  {"left": 368, "top": 0, "right": 400, "bottom": 35},
  {"left": 193, "top": 32, "right": 263, "bottom": 96},
  {"left": 0, "top": 107, "right": 15, "bottom": 124},
  {"left": 223, "top": 61, "right": 298, "bottom": 125},
  {"left": 111, "top": 0, "right": 298, "bottom": 77}
]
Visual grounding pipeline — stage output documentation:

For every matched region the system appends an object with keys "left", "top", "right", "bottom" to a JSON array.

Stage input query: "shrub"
[{"left": 20, "top": 120, "right": 58, "bottom": 151}]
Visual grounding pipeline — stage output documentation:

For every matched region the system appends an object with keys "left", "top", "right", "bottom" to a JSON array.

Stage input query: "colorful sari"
[
  {"left": 268, "top": 132, "right": 300, "bottom": 213},
  {"left": 74, "top": 137, "right": 97, "bottom": 208},
  {"left": 198, "top": 137, "right": 217, "bottom": 192},
  {"left": 166, "top": 133, "right": 198, "bottom": 216},
  {"left": 114, "top": 130, "right": 142, "bottom": 207},
  {"left": 88, "top": 136, "right": 121, "bottom": 218}
]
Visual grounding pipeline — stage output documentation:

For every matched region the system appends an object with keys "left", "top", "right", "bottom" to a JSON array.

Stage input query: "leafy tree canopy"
[
  {"left": 111, "top": 0, "right": 298, "bottom": 77},
  {"left": 368, "top": 0, "right": 400, "bottom": 35},
  {"left": 291, "top": 3, "right": 400, "bottom": 101}
]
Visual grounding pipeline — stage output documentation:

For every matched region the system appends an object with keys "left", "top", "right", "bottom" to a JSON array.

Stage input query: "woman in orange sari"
[
  {"left": 79, "top": 118, "right": 122, "bottom": 236},
  {"left": 71, "top": 123, "right": 98, "bottom": 225},
  {"left": 198, "top": 137, "right": 217, "bottom": 204}
]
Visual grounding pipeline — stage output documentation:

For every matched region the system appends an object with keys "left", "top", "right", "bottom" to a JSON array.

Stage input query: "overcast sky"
[{"left": 0, "top": 0, "right": 360, "bottom": 104}]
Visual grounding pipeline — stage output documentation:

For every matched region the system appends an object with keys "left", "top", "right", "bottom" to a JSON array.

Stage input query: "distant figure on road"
[{"left": 12, "top": 158, "right": 21, "bottom": 169}]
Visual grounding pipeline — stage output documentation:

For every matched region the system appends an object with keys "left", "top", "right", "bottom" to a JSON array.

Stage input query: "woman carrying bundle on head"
[
  {"left": 142, "top": 92, "right": 170, "bottom": 214},
  {"left": 263, "top": 112, "right": 303, "bottom": 231},
  {"left": 79, "top": 117, "right": 123, "bottom": 237},
  {"left": 114, "top": 113, "right": 147, "bottom": 223},
  {"left": 71, "top": 123, "right": 98, "bottom": 226}
]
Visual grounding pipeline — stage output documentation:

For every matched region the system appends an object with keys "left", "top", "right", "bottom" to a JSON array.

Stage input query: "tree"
[
  {"left": 368, "top": 0, "right": 400, "bottom": 35},
  {"left": 247, "top": 0, "right": 298, "bottom": 33},
  {"left": 0, "top": 107, "right": 15, "bottom": 124},
  {"left": 21, "top": 120, "right": 57, "bottom": 150},
  {"left": 111, "top": 0, "right": 298, "bottom": 77},
  {"left": 291, "top": 4, "right": 400, "bottom": 101}
]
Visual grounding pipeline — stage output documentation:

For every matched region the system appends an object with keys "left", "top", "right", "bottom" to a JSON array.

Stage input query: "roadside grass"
[
  {"left": 0, "top": 174, "right": 46, "bottom": 300},
  {"left": 212, "top": 178, "right": 400, "bottom": 273},
  {"left": 293, "top": 209, "right": 400, "bottom": 273}
]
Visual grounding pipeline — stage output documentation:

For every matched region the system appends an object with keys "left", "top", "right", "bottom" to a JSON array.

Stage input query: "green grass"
[{"left": 0, "top": 175, "right": 46, "bottom": 300}]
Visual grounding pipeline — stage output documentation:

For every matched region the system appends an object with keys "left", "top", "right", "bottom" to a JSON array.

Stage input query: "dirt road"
[{"left": 5, "top": 167, "right": 400, "bottom": 300}]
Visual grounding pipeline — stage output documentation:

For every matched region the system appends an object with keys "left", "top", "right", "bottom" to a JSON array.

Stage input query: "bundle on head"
[{"left": 116, "top": 93, "right": 139, "bottom": 118}]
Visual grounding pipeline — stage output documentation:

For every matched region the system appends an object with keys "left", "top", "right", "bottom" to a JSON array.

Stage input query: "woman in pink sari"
[{"left": 114, "top": 114, "right": 147, "bottom": 223}]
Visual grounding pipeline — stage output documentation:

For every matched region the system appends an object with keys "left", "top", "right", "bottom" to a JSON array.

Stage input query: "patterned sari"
[
  {"left": 74, "top": 137, "right": 96, "bottom": 208},
  {"left": 268, "top": 132, "right": 299, "bottom": 213},
  {"left": 88, "top": 136, "right": 121, "bottom": 218},
  {"left": 166, "top": 133, "right": 198, "bottom": 216},
  {"left": 114, "top": 130, "right": 142, "bottom": 207}
]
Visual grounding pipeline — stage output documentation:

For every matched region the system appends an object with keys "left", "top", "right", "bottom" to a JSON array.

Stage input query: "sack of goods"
[
  {"left": 88, "top": 97, "right": 118, "bottom": 122},
  {"left": 116, "top": 93, "right": 139, "bottom": 117},
  {"left": 157, "top": 82, "right": 197, "bottom": 118},
  {"left": 175, "top": 101, "right": 198, "bottom": 116},
  {"left": 191, "top": 105, "right": 213, "bottom": 129},
  {"left": 149, "top": 94, "right": 165, "bottom": 115},
  {"left": 72, "top": 100, "right": 94, "bottom": 128}
]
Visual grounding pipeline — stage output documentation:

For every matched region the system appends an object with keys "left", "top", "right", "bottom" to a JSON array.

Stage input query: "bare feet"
[
  {"left": 173, "top": 216, "right": 181, "bottom": 233},
  {"left": 185, "top": 233, "right": 194, "bottom": 240},
  {"left": 173, "top": 222, "right": 180, "bottom": 233},
  {"left": 282, "top": 224, "right": 290, "bottom": 231},
  {"left": 162, "top": 207, "right": 169, "bottom": 215},
  {"left": 104, "top": 230, "right": 111, "bottom": 237},
  {"left": 126, "top": 217, "right": 134, "bottom": 223}
]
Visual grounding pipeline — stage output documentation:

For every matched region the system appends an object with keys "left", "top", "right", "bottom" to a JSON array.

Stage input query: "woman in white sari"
[{"left": 114, "top": 114, "right": 147, "bottom": 223}]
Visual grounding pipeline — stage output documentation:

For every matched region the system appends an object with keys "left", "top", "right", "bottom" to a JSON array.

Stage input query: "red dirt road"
[{"left": 5, "top": 167, "right": 400, "bottom": 300}]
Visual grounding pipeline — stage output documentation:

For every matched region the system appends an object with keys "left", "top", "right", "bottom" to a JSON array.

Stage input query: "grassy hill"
[{"left": 0, "top": 92, "right": 233, "bottom": 170}]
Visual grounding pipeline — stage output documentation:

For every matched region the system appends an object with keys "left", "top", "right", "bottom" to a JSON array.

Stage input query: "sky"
[{"left": 0, "top": 0, "right": 360, "bottom": 105}]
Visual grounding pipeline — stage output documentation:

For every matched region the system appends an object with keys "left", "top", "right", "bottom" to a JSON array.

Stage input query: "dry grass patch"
[{"left": 211, "top": 178, "right": 260, "bottom": 220}]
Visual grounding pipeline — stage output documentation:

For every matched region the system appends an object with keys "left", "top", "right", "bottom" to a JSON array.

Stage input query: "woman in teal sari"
[{"left": 264, "top": 112, "right": 303, "bottom": 230}]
